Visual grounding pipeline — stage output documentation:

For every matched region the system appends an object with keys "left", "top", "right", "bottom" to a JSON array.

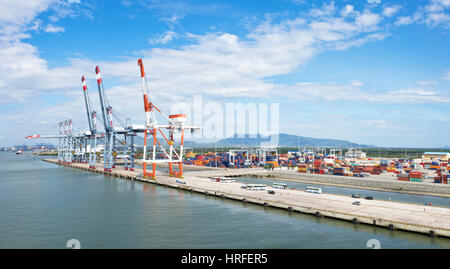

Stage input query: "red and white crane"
[{"left": 137, "top": 58, "right": 201, "bottom": 179}]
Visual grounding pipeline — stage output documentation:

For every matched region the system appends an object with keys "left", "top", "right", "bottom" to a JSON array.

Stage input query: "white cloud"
[
  {"left": 361, "top": 119, "right": 388, "bottom": 128},
  {"left": 340, "top": 5, "right": 354, "bottom": 17},
  {"left": 148, "top": 31, "right": 177, "bottom": 45},
  {"left": 281, "top": 82, "right": 450, "bottom": 104},
  {"left": 158, "top": 14, "right": 185, "bottom": 28},
  {"left": 417, "top": 80, "right": 438, "bottom": 85},
  {"left": 350, "top": 80, "right": 364, "bottom": 87},
  {"left": 0, "top": 0, "right": 56, "bottom": 25},
  {"left": 44, "top": 24, "right": 65, "bottom": 33},
  {"left": 121, "top": 1, "right": 132, "bottom": 7},
  {"left": 367, "top": 0, "right": 381, "bottom": 4},
  {"left": 0, "top": 1, "right": 423, "bottom": 109},
  {"left": 355, "top": 11, "right": 381, "bottom": 28},
  {"left": 395, "top": 16, "right": 417, "bottom": 26},
  {"left": 396, "top": 0, "right": 450, "bottom": 27},
  {"left": 309, "top": 1, "right": 336, "bottom": 17},
  {"left": 383, "top": 5, "right": 401, "bottom": 17},
  {"left": 425, "top": 12, "right": 450, "bottom": 26}
]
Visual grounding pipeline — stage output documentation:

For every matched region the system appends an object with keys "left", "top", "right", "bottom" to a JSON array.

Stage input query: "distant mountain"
[
  {"left": 133, "top": 133, "right": 372, "bottom": 148},
  {"left": 214, "top": 133, "right": 372, "bottom": 148}
]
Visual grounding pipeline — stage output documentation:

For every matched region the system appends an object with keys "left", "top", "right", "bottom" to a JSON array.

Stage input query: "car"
[
  {"left": 352, "top": 193, "right": 361, "bottom": 198},
  {"left": 365, "top": 196, "right": 374, "bottom": 200},
  {"left": 352, "top": 201, "right": 361, "bottom": 206},
  {"left": 267, "top": 190, "right": 275, "bottom": 195}
]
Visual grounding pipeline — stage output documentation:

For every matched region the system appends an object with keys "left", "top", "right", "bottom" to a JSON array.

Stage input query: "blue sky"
[{"left": 0, "top": 0, "right": 450, "bottom": 148}]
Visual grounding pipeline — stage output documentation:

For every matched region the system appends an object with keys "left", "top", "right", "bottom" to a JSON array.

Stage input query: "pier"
[{"left": 44, "top": 158, "right": 450, "bottom": 238}]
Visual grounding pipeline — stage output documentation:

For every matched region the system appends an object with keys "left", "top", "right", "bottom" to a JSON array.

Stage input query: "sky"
[{"left": 0, "top": 0, "right": 449, "bottom": 148}]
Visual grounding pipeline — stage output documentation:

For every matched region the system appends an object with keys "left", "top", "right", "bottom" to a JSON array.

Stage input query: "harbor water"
[{"left": 0, "top": 152, "right": 449, "bottom": 249}]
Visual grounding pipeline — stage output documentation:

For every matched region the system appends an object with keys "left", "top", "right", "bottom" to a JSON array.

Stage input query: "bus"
[
  {"left": 246, "top": 184, "right": 266, "bottom": 191},
  {"left": 306, "top": 186, "right": 322, "bottom": 194},
  {"left": 210, "top": 176, "right": 235, "bottom": 183},
  {"left": 273, "top": 183, "right": 287, "bottom": 189}
]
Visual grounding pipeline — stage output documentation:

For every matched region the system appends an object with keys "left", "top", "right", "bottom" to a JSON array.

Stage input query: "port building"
[
  {"left": 422, "top": 152, "right": 450, "bottom": 162},
  {"left": 345, "top": 148, "right": 366, "bottom": 158}
]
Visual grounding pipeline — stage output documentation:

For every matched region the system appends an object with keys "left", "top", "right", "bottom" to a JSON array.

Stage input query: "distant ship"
[{"left": 16, "top": 150, "right": 23, "bottom": 155}]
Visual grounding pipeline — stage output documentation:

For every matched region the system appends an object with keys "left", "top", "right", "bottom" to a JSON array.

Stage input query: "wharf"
[
  {"left": 268, "top": 170, "right": 450, "bottom": 198},
  {"left": 43, "top": 158, "right": 450, "bottom": 238}
]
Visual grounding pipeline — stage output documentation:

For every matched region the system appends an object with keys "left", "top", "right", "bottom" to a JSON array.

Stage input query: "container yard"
[{"left": 181, "top": 148, "right": 449, "bottom": 187}]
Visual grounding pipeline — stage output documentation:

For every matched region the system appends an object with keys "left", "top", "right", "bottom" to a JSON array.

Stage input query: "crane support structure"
[
  {"left": 25, "top": 119, "right": 78, "bottom": 163},
  {"left": 94, "top": 66, "right": 140, "bottom": 172},
  {"left": 137, "top": 58, "right": 201, "bottom": 179},
  {"left": 95, "top": 66, "right": 114, "bottom": 172},
  {"left": 82, "top": 76, "right": 99, "bottom": 169}
]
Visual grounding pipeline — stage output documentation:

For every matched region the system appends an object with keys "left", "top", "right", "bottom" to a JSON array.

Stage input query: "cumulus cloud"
[
  {"left": 282, "top": 82, "right": 450, "bottom": 104},
  {"left": 383, "top": 5, "right": 401, "bottom": 17},
  {"left": 148, "top": 31, "right": 177, "bottom": 45},
  {"left": 360, "top": 119, "right": 388, "bottom": 128},
  {"left": 44, "top": 24, "right": 65, "bottom": 33},
  {"left": 395, "top": 0, "right": 450, "bottom": 27},
  {"left": 340, "top": 5, "right": 354, "bottom": 17},
  {"left": 417, "top": 80, "right": 438, "bottom": 85},
  {"left": 395, "top": 15, "right": 419, "bottom": 26},
  {"left": 1, "top": 2, "right": 397, "bottom": 104}
]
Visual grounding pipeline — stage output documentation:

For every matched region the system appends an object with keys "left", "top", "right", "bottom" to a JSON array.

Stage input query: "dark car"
[
  {"left": 268, "top": 190, "right": 275, "bottom": 195},
  {"left": 365, "top": 196, "right": 374, "bottom": 200}
]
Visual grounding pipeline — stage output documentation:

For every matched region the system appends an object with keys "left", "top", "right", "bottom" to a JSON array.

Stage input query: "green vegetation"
[{"left": 362, "top": 148, "right": 435, "bottom": 159}]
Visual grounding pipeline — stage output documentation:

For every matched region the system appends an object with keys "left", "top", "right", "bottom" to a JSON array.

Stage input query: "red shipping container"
[
  {"left": 363, "top": 166, "right": 374, "bottom": 172},
  {"left": 410, "top": 171, "right": 422, "bottom": 178}
]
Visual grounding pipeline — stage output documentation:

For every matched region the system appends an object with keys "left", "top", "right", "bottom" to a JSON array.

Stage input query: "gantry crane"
[
  {"left": 137, "top": 58, "right": 201, "bottom": 179},
  {"left": 26, "top": 119, "right": 83, "bottom": 163},
  {"left": 95, "top": 66, "right": 144, "bottom": 172},
  {"left": 81, "top": 75, "right": 100, "bottom": 169}
]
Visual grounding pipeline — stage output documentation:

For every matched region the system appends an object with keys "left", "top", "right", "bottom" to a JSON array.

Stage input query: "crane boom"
[
  {"left": 81, "top": 76, "right": 94, "bottom": 133},
  {"left": 95, "top": 66, "right": 111, "bottom": 132}
]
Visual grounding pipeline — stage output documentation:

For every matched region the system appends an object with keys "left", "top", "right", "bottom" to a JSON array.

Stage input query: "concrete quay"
[
  {"left": 43, "top": 158, "right": 450, "bottom": 238},
  {"left": 266, "top": 170, "right": 450, "bottom": 198}
]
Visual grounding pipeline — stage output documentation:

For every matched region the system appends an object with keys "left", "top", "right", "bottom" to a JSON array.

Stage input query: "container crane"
[
  {"left": 137, "top": 58, "right": 201, "bottom": 179},
  {"left": 25, "top": 119, "right": 79, "bottom": 163},
  {"left": 81, "top": 75, "right": 99, "bottom": 169},
  {"left": 95, "top": 66, "right": 114, "bottom": 172},
  {"left": 95, "top": 66, "right": 142, "bottom": 172}
]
